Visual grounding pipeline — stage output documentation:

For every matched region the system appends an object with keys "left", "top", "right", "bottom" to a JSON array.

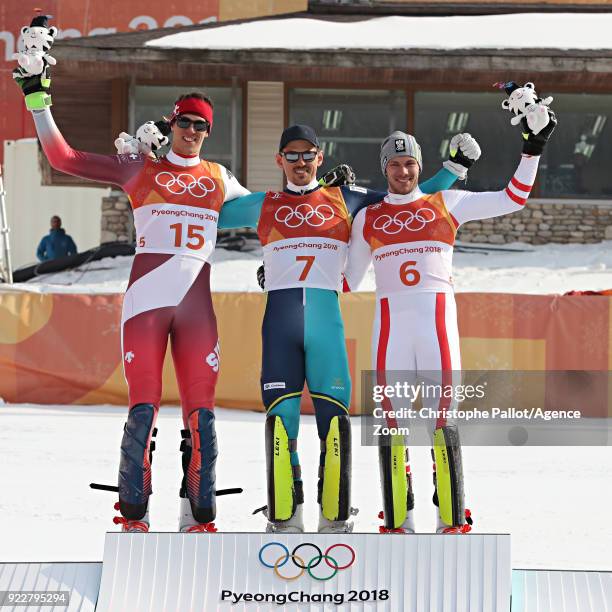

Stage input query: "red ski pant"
[{"left": 121, "top": 255, "right": 219, "bottom": 424}]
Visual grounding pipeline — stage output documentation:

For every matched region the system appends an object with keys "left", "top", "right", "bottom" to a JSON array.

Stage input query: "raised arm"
[
  {"left": 421, "top": 133, "right": 482, "bottom": 193},
  {"left": 419, "top": 167, "right": 457, "bottom": 194},
  {"left": 32, "top": 108, "right": 145, "bottom": 188},
  {"left": 443, "top": 154, "right": 539, "bottom": 225},
  {"left": 14, "top": 49, "right": 144, "bottom": 189},
  {"left": 343, "top": 208, "right": 372, "bottom": 291},
  {"left": 218, "top": 192, "right": 265, "bottom": 229},
  {"left": 444, "top": 99, "right": 557, "bottom": 225}
]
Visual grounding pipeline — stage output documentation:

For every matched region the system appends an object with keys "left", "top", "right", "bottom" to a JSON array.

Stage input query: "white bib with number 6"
[{"left": 363, "top": 194, "right": 458, "bottom": 296}]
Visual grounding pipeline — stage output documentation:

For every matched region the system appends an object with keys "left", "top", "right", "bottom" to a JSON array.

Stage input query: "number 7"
[{"left": 296, "top": 255, "right": 315, "bottom": 281}]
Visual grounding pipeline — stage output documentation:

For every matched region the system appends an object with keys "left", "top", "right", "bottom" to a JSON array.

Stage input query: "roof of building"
[
  {"left": 144, "top": 13, "right": 612, "bottom": 52},
  {"left": 47, "top": 10, "right": 612, "bottom": 87},
  {"left": 54, "top": 11, "right": 612, "bottom": 55},
  {"left": 309, "top": 0, "right": 612, "bottom": 17}
]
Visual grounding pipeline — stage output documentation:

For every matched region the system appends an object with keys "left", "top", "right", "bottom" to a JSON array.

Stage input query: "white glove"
[
  {"left": 452, "top": 133, "right": 481, "bottom": 161},
  {"left": 443, "top": 133, "right": 482, "bottom": 179}
]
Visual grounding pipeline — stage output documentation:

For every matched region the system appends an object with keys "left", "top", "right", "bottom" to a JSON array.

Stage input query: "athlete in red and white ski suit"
[
  {"left": 30, "top": 98, "right": 249, "bottom": 530},
  {"left": 345, "top": 148, "right": 540, "bottom": 532},
  {"left": 346, "top": 154, "right": 538, "bottom": 381}
]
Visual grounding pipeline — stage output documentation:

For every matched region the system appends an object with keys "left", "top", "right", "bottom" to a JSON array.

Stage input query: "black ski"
[{"left": 90, "top": 482, "right": 242, "bottom": 496}]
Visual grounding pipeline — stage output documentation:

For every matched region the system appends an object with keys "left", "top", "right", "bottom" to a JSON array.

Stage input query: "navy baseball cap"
[{"left": 279, "top": 124, "right": 320, "bottom": 151}]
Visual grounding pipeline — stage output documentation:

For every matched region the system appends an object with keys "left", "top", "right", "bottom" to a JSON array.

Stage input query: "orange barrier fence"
[{"left": 0, "top": 291, "right": 610, "bottom": 414}]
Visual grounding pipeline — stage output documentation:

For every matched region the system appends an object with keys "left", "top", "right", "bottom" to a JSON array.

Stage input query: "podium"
[
  {"left": 95, "top": 532, "right": 511, "bottom": 611},
  {"left": 3, "top": 535, "right": 611, "bottom": 611}
]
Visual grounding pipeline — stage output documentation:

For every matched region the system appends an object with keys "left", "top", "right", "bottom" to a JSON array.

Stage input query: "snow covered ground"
[
  {"left": 10, "top": 241, "right": 612, "bottom": 295},
  {"left": 0, "top": 404, "right": 610, "bottom": 570},
  {"left": 3, "top": 242, "right": 611, "bottom": 568}
]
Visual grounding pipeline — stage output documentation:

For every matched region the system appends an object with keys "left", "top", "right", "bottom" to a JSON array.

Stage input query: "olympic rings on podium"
[
  {"left": 307, "top": 555, "right": 339, "bottom": 581},
  {"left": 292, "top": 543, "right": 323, "bottom": 568},
  {"left": 259, "top": 542, "right": 289, "bottom": 568},
  {"left": 325, "top": 543, "right": 356, "bottom": 570},
  {"left": 258, "top": 541, "right": 356, "bottom": 581},
  {"left": 274, "top": 554, "right": 306, "bottom": 581}
]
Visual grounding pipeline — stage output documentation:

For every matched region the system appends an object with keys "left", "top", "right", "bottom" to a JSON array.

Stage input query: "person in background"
[{"left": 36, "top": 215, "right": 77, "bottom": 261}]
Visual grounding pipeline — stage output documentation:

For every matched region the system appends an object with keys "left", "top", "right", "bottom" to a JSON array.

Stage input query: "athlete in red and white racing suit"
[
  {"left": 25, "top": 91, "right": 249, "bottom": 532},
  {"left": 345, "top": 110, "right": 556, "bottom": 533}
]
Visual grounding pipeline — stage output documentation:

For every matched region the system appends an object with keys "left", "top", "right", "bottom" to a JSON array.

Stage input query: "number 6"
[{"left": 399, "top": 260, "right": 420, "bottom": 286}]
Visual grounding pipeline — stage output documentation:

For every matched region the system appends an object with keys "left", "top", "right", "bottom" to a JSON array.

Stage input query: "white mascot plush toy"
[
  {"left": 13, "top": 15, "right": 58, "bottom": 78},
  {"left": 114, "top": 132, "right": 141, "bottom": 156},
  {"left": 498, "top": 81, "right": 554, "bottom": 136},
  {"left": 115, "top": 121, "right": 171, "bottom": 156}
]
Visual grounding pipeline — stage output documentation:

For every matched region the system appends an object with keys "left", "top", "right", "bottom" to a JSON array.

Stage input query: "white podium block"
[
  {"left": 0, "top": 562, "right": 101, "bottom": 612},
  {"left": 96, "top": 532, "right": 510, "bottom": 612}
]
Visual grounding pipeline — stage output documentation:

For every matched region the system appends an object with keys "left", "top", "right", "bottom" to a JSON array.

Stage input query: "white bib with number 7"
[
  {"left": 262, "top": 236, "right": 348, "bottom": 291},
  {"left": 257, "top": 187, "right": 353, "bottom": 291}
]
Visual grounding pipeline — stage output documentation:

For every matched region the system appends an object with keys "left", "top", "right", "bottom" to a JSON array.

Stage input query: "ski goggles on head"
[
  {"left": 280, "top": 150, "right": 318, "bottom": 163},
  {"left": 175, "top": 116, "right": 210, "bottom": 132}
]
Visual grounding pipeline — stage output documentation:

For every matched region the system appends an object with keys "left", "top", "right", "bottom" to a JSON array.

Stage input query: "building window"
[
  {"left": 538, "top": 93, "right": 611, "bottom": 199},
  {"left": 415, "top": 92, "right": 519, "bottom": 193},
  {"left": 134, "top": 84, "right": 243, "bottom": 180},
  {"left": 415, "top": 91, "right": 612, "bottom": 199},
  {"left": 289, "top": 88, "right": 406, "bottom": 191}
]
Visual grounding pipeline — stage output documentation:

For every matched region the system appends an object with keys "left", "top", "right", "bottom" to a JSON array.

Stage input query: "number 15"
[{"left": 170, "top": 223, "right": 205, "bottom": 250}]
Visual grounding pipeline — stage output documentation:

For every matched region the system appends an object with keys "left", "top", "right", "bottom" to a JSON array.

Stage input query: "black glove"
[
  {"left": 256, "top": 264, "right": 265, "bottom": 291},
  {"left": 521, "top": 109, "right": 557, "bottom": 156},
  {"left": 449, "top": 148, "right": 473, "bottom": 169},
  {"left": 319, "top": 164, "right": 356, "bottom": 187},
  {"left": 13, "top": 66, "right": 52, "bottom": 111}
]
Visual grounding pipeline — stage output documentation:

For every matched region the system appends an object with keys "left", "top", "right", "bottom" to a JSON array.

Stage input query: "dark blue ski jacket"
[{"left": 36, "top": 228, "right": 78, "bottom": 261}]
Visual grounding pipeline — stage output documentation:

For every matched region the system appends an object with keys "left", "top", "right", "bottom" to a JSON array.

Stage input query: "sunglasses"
[
  {"left": 175, "top": 116, "right": 210, "bottom": 132},
  {"left": 281, "top": 150, "right": 318, "bottom": 163}
]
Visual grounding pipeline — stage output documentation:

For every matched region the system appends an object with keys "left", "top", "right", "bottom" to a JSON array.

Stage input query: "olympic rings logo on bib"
[
  {"left": 155, "top": 172, "right": 216, "bottom": 198},
  {"left": 274, "top": 204, "right": 335, "bottom": 228},
  {"left": 258, "top": 542, "right": 356, "bottom": 581},
  {"left": 372, "top": 208, "right": 436, "bottom": 233}
]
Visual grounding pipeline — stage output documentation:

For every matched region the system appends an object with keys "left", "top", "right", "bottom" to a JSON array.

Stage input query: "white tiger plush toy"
[
  {"left": 115, "top": 121, "right": 171, "bottom": 156},
  {"left": 498, "top": 81, "right": 554, "bottom": 136},
  {"left": 13, "top": 15, "right": 58, "bottom": 79}
]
